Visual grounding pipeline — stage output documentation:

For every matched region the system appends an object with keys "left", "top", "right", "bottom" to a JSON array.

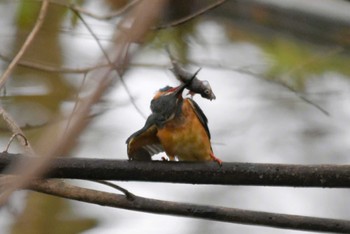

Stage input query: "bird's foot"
[
  {"left": 161, "top": 155, "right": 175, "bottom": 161},
  {"left": 210, "top": 153, "right": 222, "bottom": 166}
]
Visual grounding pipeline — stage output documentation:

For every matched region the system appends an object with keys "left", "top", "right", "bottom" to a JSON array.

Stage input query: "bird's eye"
[{"left": 204, "top": 89, "right": 210, "bottom": 94}]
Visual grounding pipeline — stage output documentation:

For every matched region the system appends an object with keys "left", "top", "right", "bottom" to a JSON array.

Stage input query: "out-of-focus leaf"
[
  {"left": 262, "top": 39, "right": 350, "bottom": 90},
  {"left": 16, "top": 1, "right": 41, "bottom": 28},
  {"left": 11, "top": 193, "right": 98, "bottom": 234},
  {"left": 152, "top": 23, "right": 196, "bottom": 63},
  {"left": 104, "top": 0, "right": 130, "bottom": 9},
  {"left": 226, "top": 23, "right": 350, "bottom": 90}
]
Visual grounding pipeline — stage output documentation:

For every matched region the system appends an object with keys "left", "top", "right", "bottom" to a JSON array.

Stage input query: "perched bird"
[
  {"left": 166, "top": 47, "right": 216, "bottom": 101},
  {"left": 126, "top": 82, "right": 221, "bottom": 164},
  {"left": 126, "top": 83, "right": 189, "bottom": 161}
]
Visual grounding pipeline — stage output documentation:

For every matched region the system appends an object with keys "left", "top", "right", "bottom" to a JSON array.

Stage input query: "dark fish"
[{"left": 166, "top": 47, "right": 216, "bottom": 101}]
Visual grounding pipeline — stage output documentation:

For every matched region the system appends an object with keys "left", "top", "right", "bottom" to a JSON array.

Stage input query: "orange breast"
[{"left": 157, "top": 99, "right": 213, "bottom": 161}]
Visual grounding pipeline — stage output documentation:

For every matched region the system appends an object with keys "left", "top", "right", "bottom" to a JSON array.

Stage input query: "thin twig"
[
  {"left": 50, "top": 0, "right": 140, "bottom": 20},
  {"left": 155, "top": 0, "right": 227, "bottom": 29},
  {"left": 190, "top": 59, "right": 331, "bottom": 116},
  {"left": 2, "top": 133, "right": 28, "bottom": 153},
  {"left": 0, "top": 107, "right": 35, "bottom": 156},
  {"left": 0, "top": 44, "right": 332, "bottom": 116},
  {"left": 274, "top": 47, "right": 344, "bottom": 116},
  {"left": 64, "top": 73, "right": 88, "bottom": 135},
  {"left": 72, "top": 11, "right": 111, "bottom": 62},
  {"left": 0, "top": 0, "right": 50, "bottom": 89},
  {"left": 0, "top": 52, "right": 168, "bottom": 73},
  {"left": 72, "top": 8, "right": 147, "bottom": 119},
  {"left": 278, "top": 82, "right": 330, "bottom": 116},
  {"left": 0, "top": 52, "right": 111, "bottom": 73},
  {"left": 92, "top": 180, "right": 135, "bottom": 200}
]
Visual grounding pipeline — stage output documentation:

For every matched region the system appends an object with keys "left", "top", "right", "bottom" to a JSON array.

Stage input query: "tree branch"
[
  {"left": 0, "top": 52, "right": 167, "bottom": 73},
  {"left": 25, "top": 179, "right": 350, "bottom": 233},
  {"left": 0, "top": 52, "right": 111, "bottom": 73},
  {"left": 155, "top": 0, "right": 227, "bottom": 29},
  {"left": 50, "top": 0, "right": 140, "bottom": 20},
  {"left": 70, "top": 7, "right": 147, "bottom": 119},
  {"left": 0, "top": 108, "right": 35, "bottom": 156},
  {"left": 0, "top": 153, "right": 349, "bottom": 188},
  {"left": 0, "top": 0, "right": 168, "bottom": 206},
  {"left": 0, "top": 0, "right": 49, "bottom": 89}
]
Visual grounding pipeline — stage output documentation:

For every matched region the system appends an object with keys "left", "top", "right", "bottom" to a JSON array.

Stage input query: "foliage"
[
  {"left": 226, "top": 23, "right": 350, "bottom": 90},
  {"left": 11, "top": 193, "right": 97, "bottom": 234}
]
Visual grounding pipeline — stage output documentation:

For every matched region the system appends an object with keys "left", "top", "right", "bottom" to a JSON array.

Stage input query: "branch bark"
[
  {"left": 25, "top": 179, "right": 350, "bottom": 233},
  {"left": 1, "top": 153, "right": 349, "bottom": 188}
]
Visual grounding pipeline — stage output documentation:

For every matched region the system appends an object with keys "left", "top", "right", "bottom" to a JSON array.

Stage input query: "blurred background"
[{"left": 0, "top": 0, "right": 350, "bottom": 233}]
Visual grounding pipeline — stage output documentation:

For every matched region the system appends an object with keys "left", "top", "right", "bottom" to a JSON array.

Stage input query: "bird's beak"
[
  {"left": 174, "top": 82, "right": 188, "bottom": 97},
  {"left": 173, "top": 72, "right": 197, "bottom": 96}
]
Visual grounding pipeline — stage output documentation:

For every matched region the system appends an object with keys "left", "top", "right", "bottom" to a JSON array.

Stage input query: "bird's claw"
[
  {"left": 210, "top": 153, "right": 222, "bottom": 166},
  {"left": 161, "top": 156, "right": 168, "bottom": 161}
]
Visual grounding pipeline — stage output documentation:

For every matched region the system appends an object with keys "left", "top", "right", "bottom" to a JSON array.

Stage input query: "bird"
[
  {"left": 126, "top": 83, "right": 189, "bottom": 161},
  {"left": 166, "top": 47, "right": 216, "bottom": 101},
  {"left": 126, "top": 81, "right": 221, "bottom": 165}
]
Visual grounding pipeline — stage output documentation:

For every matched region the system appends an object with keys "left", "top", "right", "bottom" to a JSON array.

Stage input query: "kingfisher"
[{"left": 126, "top": 80, "right": 221, "bottom": 164}]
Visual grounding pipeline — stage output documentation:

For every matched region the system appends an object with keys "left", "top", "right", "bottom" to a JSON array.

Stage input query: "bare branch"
[
  {"left": 64, "top": 73, "right": 88, "bottom": 135},
  {"left": 0, "top": 52, "right": 167, "bottom": 73},
  {"left": 71, "top": 8, "right": 147, "bottom": 119},
  {"left": 0, "top": 154, "right": 349, "bottom": 188},
  {"left": 155, "top": 0, "right": 227, "bottom": 30},
  {"left": 0, "top": 0, "right": 50, "bottom": 89},
  {"left": 189, "top": 59, "right": 331, "bottom": 116},
  {"left": 91, "top": 180, "right": 135, "bottom": 200},
  {"left": 278, "top": 82, "right": 330, "bottom": 116},
  {"left": 2, "top": 133, "right": 28, "bottom": 153},
  {"left": 0, "top": 52, "right": 111, "bottom": 73},
  {"left": 25, "top": 179, "right": 350, "bottom": 233},
  {"left": 272, "top": 47, "right": 344, "bottom": 117},
  {"left": 0, "top": 107, "right": 35, "bottom": 156},
  {"left": 50, "top": 0, "right": 140, "bottom": 20},
  {"left": 0, "top": 0, "right": 168, "bottom": 206}
]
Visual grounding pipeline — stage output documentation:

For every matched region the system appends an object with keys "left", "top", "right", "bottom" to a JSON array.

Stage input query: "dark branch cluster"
[{"left": 1, "top": 153, "right": 350, "bottom": 233}]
